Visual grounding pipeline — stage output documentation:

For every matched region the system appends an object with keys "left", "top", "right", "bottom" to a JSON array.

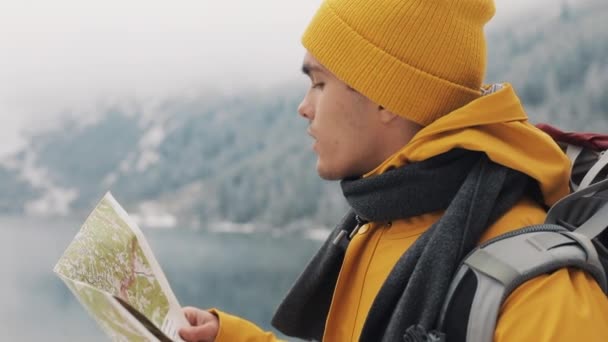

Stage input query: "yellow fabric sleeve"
[
  {"left": 495, "top": 268, "right": 608, "bottom": 342},
  {"left": 209, "top": 309, "right": 286, "bottom": 342}
]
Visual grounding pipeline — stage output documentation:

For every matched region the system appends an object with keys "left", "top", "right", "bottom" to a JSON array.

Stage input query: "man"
[{"left": 179, "top": 0, "right": 608, "bottom": 341}]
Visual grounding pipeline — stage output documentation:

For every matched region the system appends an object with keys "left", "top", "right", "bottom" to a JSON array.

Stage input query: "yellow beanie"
[{"left": 302, "top": 0, "right": 496, "bottom": 126}]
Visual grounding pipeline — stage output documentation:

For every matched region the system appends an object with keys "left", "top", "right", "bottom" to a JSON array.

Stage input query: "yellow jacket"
[{"left": 212, "top": 84, "right": 608, "bottom": 341}]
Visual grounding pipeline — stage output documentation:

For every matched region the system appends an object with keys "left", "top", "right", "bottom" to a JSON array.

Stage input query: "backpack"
[{"left": 437, "top": 124, "right": 608, "bottom": 342}]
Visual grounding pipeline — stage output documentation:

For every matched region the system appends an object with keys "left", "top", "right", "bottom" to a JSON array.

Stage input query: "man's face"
[{"left": 298, "top": 53, "right": 389, "bottom": 180}]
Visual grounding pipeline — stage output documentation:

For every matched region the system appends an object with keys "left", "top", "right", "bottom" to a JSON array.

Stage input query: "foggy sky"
[{"left": 0, "top": 0, "right": 562, "bottom": 157}]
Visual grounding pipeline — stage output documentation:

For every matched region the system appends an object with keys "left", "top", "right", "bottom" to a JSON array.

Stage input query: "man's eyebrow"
[{"left": 301, "top": 63, "right": 325, "bottom": 76}]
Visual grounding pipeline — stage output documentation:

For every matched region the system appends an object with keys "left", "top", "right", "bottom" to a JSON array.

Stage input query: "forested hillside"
[{"left": 1, "top": 0, "right": 606, "bottom": 230}]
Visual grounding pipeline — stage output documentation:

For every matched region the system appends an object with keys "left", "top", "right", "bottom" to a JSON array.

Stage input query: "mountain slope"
[{"left": 3, "top": 1, "right": 608, "bottom": 230}]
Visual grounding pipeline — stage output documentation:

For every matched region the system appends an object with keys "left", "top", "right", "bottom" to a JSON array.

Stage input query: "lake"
[{"left": 0, "top": 216, "right": 323, "bottom": 341}]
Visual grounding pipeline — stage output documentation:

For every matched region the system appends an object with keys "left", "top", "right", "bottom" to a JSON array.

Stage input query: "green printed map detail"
[
  {"left": 63, "top": 278, "right": 152, "bottom": 342},
  {"left": 54, "top": 197, "right": 169, "bottom": 327}
]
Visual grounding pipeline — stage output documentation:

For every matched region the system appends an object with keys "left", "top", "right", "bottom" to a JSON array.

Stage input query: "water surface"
[{"left": 0, "top": 216, "right": 321, "bottom": 341}]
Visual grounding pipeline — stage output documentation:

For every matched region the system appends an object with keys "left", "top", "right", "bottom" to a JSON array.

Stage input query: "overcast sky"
[{"left": 0, "top": 0, "right": 562, "bottom": 157}]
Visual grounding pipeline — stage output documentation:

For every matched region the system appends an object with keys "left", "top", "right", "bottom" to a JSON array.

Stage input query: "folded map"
[{"left": 54, "top": 192, "right": 189, "bottom": 341}]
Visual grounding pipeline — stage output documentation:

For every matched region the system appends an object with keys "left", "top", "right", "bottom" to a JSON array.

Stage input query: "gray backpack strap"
[
  {"left": 547, "top": 178, "right": 608, "bottom": 241},
  {"left": 564, "top": 142, "right": 605, "bottom": 192},
  {"left": 579, "top": 151, "right": 608, "bottom": 190},
  {"left": 566, "top": 144, "right": 584, "bottom": 191},
  {"left": 437, "top": 134, "right": 608, "bottom": 341},
  {"left": 438, "top": 225, "right": 607, "bottom": 342}
]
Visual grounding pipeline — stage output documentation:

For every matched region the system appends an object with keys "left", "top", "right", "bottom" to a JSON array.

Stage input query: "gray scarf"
[{"left": 272, "top": 149, "right": 531, "bottom": 341}]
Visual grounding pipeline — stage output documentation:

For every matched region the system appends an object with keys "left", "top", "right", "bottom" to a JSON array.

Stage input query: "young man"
[{"left": 180, "top": 0, "right": 608, "bottom": 341}]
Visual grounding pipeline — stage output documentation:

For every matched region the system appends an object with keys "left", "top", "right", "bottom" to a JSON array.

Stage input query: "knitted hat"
[{"left": 302, "top": 0, "right": 496, "bottom": 126}]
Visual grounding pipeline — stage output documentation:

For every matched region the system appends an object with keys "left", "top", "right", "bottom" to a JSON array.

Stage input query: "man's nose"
[{"left": 297, "top": 96, "right": 314, "bottom": 120}]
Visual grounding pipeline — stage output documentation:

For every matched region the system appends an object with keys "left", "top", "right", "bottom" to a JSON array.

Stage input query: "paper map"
[{"left": 54, "top": 192, "right": 188, "bottom": 341}]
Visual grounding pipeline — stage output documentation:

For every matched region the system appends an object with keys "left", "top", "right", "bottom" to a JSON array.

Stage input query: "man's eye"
[{"left": 312, "top": 82, "right": 325, "bottom": 89}]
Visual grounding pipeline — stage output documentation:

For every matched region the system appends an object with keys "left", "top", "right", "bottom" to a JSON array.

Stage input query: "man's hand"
[{"left": 179, "top": 307, "right": 219, "bottom": 342}]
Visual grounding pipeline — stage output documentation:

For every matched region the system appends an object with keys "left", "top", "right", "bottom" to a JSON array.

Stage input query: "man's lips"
[
  {"left": 307, "top": 128, "right": 316, "bottom": 140},
  {"left": 307, "top": 129, "right": 318, "bottom": 151}
]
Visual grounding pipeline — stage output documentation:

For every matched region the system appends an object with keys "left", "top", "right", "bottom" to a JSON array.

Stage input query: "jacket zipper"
[{"left": 349, "top": 215, "right": 369, "bottom": 239}]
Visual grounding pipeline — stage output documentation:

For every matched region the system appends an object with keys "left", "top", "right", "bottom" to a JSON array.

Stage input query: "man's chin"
[
  {"left": 316, "top": 160, "right": 365, "bottom": 180},
  {"left": 316, "top": 163, "right": 342, "bottom": 181}
]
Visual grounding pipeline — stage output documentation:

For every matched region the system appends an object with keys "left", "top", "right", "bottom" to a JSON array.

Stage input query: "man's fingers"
[
  {"left": 179, "top": 323, "right": 218, "bottom": 342},
  {"left": 182, "top": 306, "right": 202, "bottom": 326},
  {"left": 180, "top": 307, "right": 219, "bottom": 342}
]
